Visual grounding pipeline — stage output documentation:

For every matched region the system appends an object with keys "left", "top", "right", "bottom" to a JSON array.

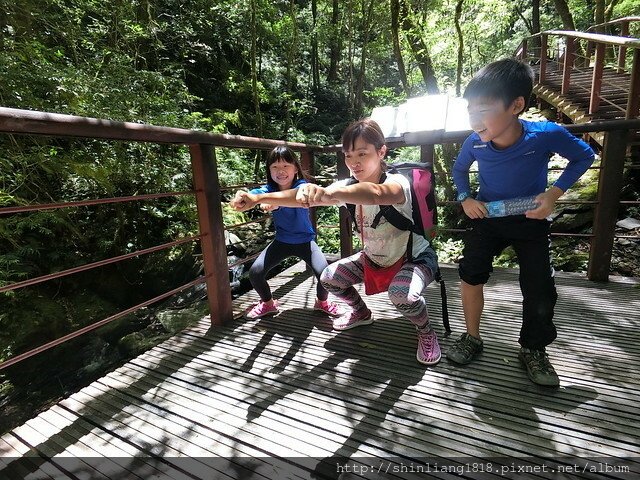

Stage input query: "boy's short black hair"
[{"left": 463, "top": 58, "right": 533, "bottom": 114}]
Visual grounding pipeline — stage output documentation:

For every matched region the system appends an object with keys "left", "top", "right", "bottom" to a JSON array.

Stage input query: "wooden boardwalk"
[
  {"left": 1, "top": 262, "right": 640, "bottom": 479},
  {"left": 531, "top": 60, "right": 640, "bottom": 147}
]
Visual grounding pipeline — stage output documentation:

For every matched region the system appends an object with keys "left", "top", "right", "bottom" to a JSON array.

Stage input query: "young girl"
[
  {"left": 233, "top": 120, "right": 441, "bottom": 365},
  {"left": 230, "top": 146, "right": 343, "bottom": 319}
]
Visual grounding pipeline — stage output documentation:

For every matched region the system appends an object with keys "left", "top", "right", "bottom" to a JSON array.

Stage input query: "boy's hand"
[
  {"left": 461, "top": 198, "right": 488, "bottom": 219},
  {"left": 526, "top": 187, "right": 563, "bottom": 219}
]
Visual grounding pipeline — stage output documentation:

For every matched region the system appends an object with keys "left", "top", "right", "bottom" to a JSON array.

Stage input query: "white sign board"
[{"left": 371, "top": 95, "right": 471, "bottom": 141}]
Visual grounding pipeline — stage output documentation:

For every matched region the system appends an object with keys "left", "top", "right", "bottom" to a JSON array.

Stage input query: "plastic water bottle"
[{"left": 484, "top": 196, "right": 539, "bottom": 218}]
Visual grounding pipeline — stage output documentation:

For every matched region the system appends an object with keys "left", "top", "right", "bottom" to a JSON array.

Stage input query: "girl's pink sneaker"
[{"left": 245, "top": 300, "right": 279, "bottom": 319}]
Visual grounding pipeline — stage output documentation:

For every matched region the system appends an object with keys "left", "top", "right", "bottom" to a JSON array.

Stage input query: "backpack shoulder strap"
[
  {"left": 344, "top": 172, "right": 388, "bottom": 232},
  {"left": 343, "top": 177, "right": 358, "bottom": 232},
  {"left": 377, "top": 205, "right": 420, "bottom": 234}
]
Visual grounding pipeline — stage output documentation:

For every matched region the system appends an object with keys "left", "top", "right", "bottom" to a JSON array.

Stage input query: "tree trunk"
[
  {"left": 347, "top": 0, "right": 355, "bottom": 112},
  {"left": 553, "top": 0, "right": 575, "bottom": 30},
  {"left": 399, "top": 0, "right": 439, "bottom": 94},
  {"left": 390, "top": 0, "right": 409, "bottom": 95},
  {"left": 552, "top": 0, "right": 587, "bottom": 66},
  {"left": 311, "top": 0, "right": 320, "bottom": 91},
  {"left": 354, "top": 0, "right": 376, "bottom": 116},
  {"left": 594, "top": 0, "right": 605, "bottom": 32},
  {"left": 250, "top": 0, "right": 263, "bottom": 177},
  {"left": 327, "top": 0, "right": 341, "bottom": 84},
  {"left": 604, "top": 0, "right": 620, "bottom": 23},
  {"left": 532, "top": 0, "right": 541, "bottom": 53},
  {"left": 454, "top": 0, "right": 464, "bottom": 96},
  {"left": 284, "top": 0, "right": 298, "bottom": 137}
]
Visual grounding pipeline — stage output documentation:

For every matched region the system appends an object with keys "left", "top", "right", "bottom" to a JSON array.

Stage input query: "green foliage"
[{"left": 431, "top": 236, "right": 464, "bottom": 264}]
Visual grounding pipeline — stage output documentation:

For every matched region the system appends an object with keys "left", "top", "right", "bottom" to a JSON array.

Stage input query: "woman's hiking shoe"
[
  {"left": 332, "top": 308, "right": 373, "bottom": 331},
  {"left": 446, "top": 332, "right": 483, "bottom": 365},
  {"left": 519, "top": 348, "right": 560, "bottom": 387},
  {"left": 313, "top": 299, "right": 345, "bottom": 317},
  {"left": 416, "top": 327, "right": 441, "bottom": 365},
  {"left": 245, "top": 300, "right": 280, "bottom": 319}
]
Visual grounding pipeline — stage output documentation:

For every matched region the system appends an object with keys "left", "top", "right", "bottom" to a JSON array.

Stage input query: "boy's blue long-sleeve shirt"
[
  {"left": 452, "top": 119, "right": 595, "bottom": 202},
  {"left": 249, "top": 179, "right": 316, "bottom": 244}
]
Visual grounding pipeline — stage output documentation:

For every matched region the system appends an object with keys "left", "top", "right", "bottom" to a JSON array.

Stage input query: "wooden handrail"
[
  {"left": 517, "top": 29, "right": 640, "bottom": 118},
  {"left": 526, "top": 30, "right": 640, "bottom": 48},
  {"left": 586, "top": 16, "right": 640, "bottom": 33},
  {"left": 0, "top": 107, "right": 324, "bottom": 152}
]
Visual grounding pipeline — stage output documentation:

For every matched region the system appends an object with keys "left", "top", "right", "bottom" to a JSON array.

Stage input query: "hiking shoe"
[
  {"left": 245, "top": 300, "right": 279, "bottom": 319},
  {"left": 332, "top": 308, "right": 373, "bottom": 331},
  {"left": 519, "top": 347, "right": 560, "bottom": 387},
  {"left": 446, "top": 332, "right": 483, "bottom": 365},
  {"left": 416, "top": 327, "right": 441, "bottom": 365},
  {"left": 313, "top": 299, "right": 346, "bottom": 317}
]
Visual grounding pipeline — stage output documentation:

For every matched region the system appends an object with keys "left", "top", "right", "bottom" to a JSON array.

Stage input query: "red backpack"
[{"left": 344, "top": 162, "right": 450, "bottom": 336}]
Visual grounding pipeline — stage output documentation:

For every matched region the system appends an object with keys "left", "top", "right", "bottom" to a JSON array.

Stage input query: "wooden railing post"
[
  {"left": 190, "top": 144, "right": 233, "bottom": 325},
  {"left": 521, "top": 39, "right": 528, "bottom": 60},
  {"left": 590, "top": 42, "right": 605, "bottom": 114},
  {"left": 626, "top": 48, "right": 640, "bottom": 119},
  {"left": 420, "top": 144, "right": 434, "bottom": 164},
  {"left": 336, "top": 151, "right": 353, "bottom": 258},
  {"left": 587, "top": 130, "right": 628, "bottom": 282},
  {"left": 539, "top": 34, "right": 548, "bottom": 84},
  {"left": 618, "top": 21, "right": 629, "bottom": 73},
  {"left": 561, "top": 37, "right": 575, "bottom": 94}
]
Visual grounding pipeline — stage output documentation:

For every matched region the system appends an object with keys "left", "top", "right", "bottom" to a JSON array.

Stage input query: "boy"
[{"left": 448, "top": 58, "right": 595, "bottom": 386}]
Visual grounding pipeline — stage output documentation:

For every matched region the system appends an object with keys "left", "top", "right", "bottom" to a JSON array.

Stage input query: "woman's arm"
[{"left": 299, "top": 181, "right": 405, "bottom": 207}]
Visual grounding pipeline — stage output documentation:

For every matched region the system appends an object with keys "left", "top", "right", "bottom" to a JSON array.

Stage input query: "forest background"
[{"left": 1, "top": 0, "right": 639, "bottom": 432}]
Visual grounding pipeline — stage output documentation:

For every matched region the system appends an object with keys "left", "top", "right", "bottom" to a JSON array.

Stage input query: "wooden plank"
[
  {"left": 138, "top": 336, "right": 640, "bottom": 457},
  {"left": 140, "top": 282, "right": 640, "bottom": 436},
  {"left": 171, "top": 318, "right": 640, "bottom": 427},
  {"left": 4, "top": 262, "right": 640, "bottom": 479}
]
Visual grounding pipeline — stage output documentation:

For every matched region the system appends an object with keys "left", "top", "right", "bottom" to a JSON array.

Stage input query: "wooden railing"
[
  {"left": 0, "top": 107, "right": 319, "bottom": 370},
  {"left": 586, "top": 16, "right": 640, "bottom": 36},
  {"left": 1, "top": 107, "right": 640, "bottom": 370},
  {"left": 516, "top": 29, "right": 640, "bottom": 118}
]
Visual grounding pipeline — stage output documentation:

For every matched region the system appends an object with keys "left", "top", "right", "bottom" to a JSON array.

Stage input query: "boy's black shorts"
[{"left": 459, "top": 216, "right": 553, "bottom": 286}]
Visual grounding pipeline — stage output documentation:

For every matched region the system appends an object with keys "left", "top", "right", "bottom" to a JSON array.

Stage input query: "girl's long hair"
[{"left": 265, "top": 146, "right": 308, "bottom": 190}]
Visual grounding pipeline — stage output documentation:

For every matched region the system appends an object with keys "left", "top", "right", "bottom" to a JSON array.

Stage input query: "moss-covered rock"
[{"left": 156, "top": 301, "right": 209, "bottom": 334}]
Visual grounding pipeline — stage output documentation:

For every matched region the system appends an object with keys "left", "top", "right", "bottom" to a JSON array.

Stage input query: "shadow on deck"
[{"left": 1, "top": 262, "right": 639, "bottom": 479}]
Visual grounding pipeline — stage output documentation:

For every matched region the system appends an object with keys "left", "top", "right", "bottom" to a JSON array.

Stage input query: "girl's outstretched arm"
[{"left": 230, "top": 188, "right": 303, "bottom": 212}]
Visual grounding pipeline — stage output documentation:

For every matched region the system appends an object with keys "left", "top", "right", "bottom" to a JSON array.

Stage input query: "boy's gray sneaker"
[
  {"left": 446, "top": 332, "right": 483, "bottom": 365},
  {"left": 519, "top": 347, "right": 560, "bottom": 387}
]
